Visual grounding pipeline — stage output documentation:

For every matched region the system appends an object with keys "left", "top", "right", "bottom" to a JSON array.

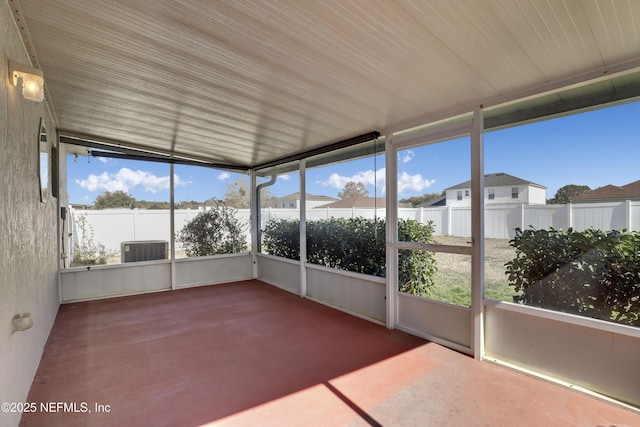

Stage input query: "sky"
[{"left": 67, "top": 100, "right": 640, "bottom": 205}]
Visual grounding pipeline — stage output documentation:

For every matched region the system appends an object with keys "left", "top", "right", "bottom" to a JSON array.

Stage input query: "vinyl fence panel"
[{"left": 71, "top": 201, "right": 639, "bottom": 254}]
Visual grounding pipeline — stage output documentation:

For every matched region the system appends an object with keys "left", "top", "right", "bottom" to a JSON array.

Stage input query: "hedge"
[
  {"left": 262, "top": 217, "right": 437, "bottom": 296},
  {"left": 506, "top": 227, "right": 640, "bottom": 326}
]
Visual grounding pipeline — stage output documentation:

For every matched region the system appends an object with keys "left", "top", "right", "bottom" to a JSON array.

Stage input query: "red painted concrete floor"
[{"left": 21, "top": 280, "right": 639, "bottom": 426}]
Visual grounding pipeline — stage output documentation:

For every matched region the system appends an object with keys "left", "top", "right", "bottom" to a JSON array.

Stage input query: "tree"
[
  {"left": 400, "top": 192, "right": 444, "bottom": 207},
  {"left": 338, "top": 181, "right": 369, "bottom": 199},
  {"left": 224, "top": 178, "right": 250, "bottom": 208},
  {"left": 258, "top": 186, "right": 277, "bottom": 208},
  {"left": 177, "top": 200, "right": 248, "bottom": 257},
  {"left": 94, "top": 191, "right": 136, "bottom": 209},
  {"left": 549, "top": 184, "right": 590, "bottom": 204},
  {"left": 223, "top": 177, "right": 275, "bottom": 208}
]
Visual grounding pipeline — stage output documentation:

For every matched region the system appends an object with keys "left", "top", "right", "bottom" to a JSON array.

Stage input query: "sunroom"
[{"left": 2, "top": 1, "right": 640, "bottom": 425}]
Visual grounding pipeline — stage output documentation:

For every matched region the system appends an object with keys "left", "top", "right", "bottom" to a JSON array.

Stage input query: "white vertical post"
[
  {"left": 471, "top": 106, "right": 485, "bottom": 361},
  {"left": 133, "top": 209, "right": 137, "bottom": 240},
  {"left": 57, "top": 143, "right": 63, "bottom": 302},
  {"left": 520, "top": 203, "right": 525, "bottom": 231},
  {"left": 625, "top": 199, "right": 632, "bottom": 231},
  {"left": 447, "top": 205, "right": 452, "bottom": 236},
  {"left": 385, "top": 135, "right": 397, "bottom": 329},
  {"left": 299, "top": 159, "right": 307, "bottom": 297},
  {"left": 250, "top": 171, "right": 258, "bottom": 279},
  {"left": 170, "top": 163, "right": 176, "bottom": 290},
  {"left": 567, "top": 202, "right": 573, "bottom": 229}
]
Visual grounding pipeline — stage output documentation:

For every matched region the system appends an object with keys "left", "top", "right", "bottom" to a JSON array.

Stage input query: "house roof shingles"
[
  {"left": 315, "top": 196, "right": 388, "bottom": 209},
  {"left": 572, "top": 179, "right": 640, "bottom": 202},
  {"left": 273, "top": 192, "right": 337, "bottom": 203},
  {"left": 315, "top": 197, "right": 413, "bottom": 209},
  {"left": 446, "top": 172, "right": 546, "bottom": 190}
]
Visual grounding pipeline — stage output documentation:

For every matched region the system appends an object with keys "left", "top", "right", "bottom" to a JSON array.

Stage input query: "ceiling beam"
[
  {"left": 253, "top": 131, "right": 380, "bottom": 171},
  {"left": 88, "top": 150, "right": 249, "bottom": 170}
]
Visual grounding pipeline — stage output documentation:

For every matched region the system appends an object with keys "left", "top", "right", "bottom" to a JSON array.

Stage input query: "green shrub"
[
  {"left": 177, "top": 201, "right": 248, "bottom": 257},
  {"left": 506, "top": 227, "right": 640, "bottom": 326},
  {"left": 262, "top": 218, "right": 300, "bottom": 260},
  {"left": 397, "top": 219, "right": 438, "bottom": 294},
  {"left": 307, "top": 217, "right": 387, "bottom": 276},
  {"left": 262, "top": 217, "right": 437, "bottom": 296}
]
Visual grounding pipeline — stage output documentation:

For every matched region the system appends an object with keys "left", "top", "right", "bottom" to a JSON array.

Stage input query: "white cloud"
[
  {"left": 279, "top": 174, "right": 291, "bottom": 181},
  {"left": 317, "top": 168, "right": 386, "bottom": 190},
  {"left": 400, "top": 150, "right": 415, "bottom": 164},
  {"left": 97, "top": 157, "right": 109, "bottom": 164},
  {"left": 76, "top": 168, "right": 189, "bottom": 194},
  {"left": 316, "top": 167, "right": 435, "bottom": 196},
  {"left": 397, "top": 171, "right": 435, "bottom": 194},
  {"left": 217, "top": 172, "right": 231, "bottom": 181}
]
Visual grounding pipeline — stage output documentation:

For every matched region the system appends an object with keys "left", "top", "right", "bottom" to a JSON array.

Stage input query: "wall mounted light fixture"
[{"left": 9, "top": 59, "right": 45, "bottom": 102}]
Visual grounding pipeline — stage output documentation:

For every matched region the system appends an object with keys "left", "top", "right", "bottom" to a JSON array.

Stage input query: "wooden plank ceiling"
[{"left": 13, "top": 0, "right": 640, "bottom": 168}]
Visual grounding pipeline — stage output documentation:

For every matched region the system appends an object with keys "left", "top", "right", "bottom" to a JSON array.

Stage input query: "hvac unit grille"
[{"left": 121, "top": 240, "right": 168, "bottom": 263}]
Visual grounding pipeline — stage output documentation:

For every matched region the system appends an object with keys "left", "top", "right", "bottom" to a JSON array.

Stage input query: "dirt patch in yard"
[{"left": 423, "top": 236, "right": 518, "bottom": 306}]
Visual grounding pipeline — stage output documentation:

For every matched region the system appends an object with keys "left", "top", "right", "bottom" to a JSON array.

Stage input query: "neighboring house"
[
  {"left": 315, "top": 196, "right": 411, "bottom": 209},
  {"left": 417, "top": 196, "right": 446, "bottom": 208},
  {"left": 444, "top": 173, "right": 547, "bottom": 207},
  {"left": 571, "top": 179, "right": 640, "bottom": 203},
  {"left": 69, "top": 203, "right": 95, "bottom": 210},
  {"left": 271, "top": 192, "right": 338, "bottom": 209}
]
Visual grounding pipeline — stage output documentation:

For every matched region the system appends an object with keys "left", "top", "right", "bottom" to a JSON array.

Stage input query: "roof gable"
[
  {"left": 446, "top": 173, "right": 546, "bottom": 190},
  {"left": 572, "top": 180, "right": 640, "bottom": 201},
  {"left": 621, "top": 179, "right": 640, "bottom": 194}
]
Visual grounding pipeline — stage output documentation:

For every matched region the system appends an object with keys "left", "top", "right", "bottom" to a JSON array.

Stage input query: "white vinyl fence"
[
  {"left": 398, "top": 200, "right": 639, "bottom": 239},
  {"left": 70, "top": 200, "right": 640, "bottom": 254}
]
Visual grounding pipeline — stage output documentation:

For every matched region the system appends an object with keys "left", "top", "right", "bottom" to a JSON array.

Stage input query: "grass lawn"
[{"left": 423, "top": 236, "right": 519, "bottom": 306}]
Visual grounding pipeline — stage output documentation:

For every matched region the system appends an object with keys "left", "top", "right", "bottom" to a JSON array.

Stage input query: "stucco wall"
[{"left": 0, "top": 2, "right": 62, "bottom": 426}]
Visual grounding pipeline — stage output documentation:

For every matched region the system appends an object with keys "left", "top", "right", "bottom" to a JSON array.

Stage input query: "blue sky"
[{"left": 67, "top": 100, "right": 640, "bottom": 205}]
